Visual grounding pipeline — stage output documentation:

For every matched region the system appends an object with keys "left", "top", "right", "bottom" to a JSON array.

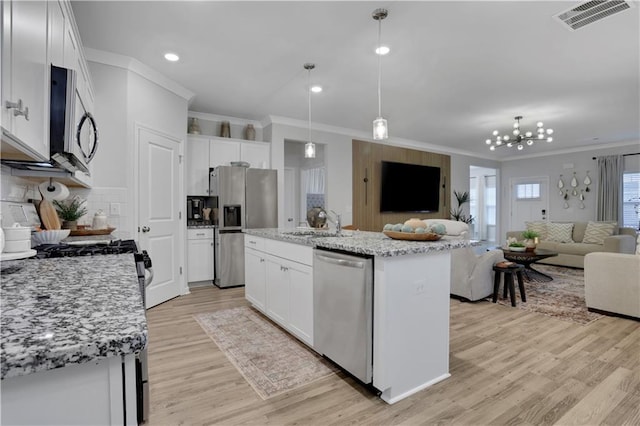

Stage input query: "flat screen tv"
[{"left": 380, "top": 161, "right": 441, "bottom": 213}]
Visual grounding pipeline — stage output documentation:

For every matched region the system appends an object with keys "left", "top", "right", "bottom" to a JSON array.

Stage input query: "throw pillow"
[
  {"left": 525, "top": 221, "right": 548, "bottom": 240},
  {"left": 547, "top": 223, "right": 574, "bottom": 243},
  {"left": 582, "top": 221, "right": 616, "bottom": 245}
]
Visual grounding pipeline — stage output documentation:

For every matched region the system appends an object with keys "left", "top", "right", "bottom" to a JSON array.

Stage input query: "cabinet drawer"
[
  {"left": 188, "top": 228, "right": 213, "bottom": 240},
  {"left": 244, "top": 234, "right": 265, "bottom": 251},
  {"left": 265, "top": 239, "right": 313, "bottom": 266}
]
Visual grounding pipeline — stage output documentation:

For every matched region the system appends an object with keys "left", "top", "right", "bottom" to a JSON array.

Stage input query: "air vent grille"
[{"left": 554, "top": 0, "right": 634, "bottom": 31}]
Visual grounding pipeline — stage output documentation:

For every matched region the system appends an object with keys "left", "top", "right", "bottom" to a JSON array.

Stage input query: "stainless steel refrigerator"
[{"left": 209, "top": 166, "right": 278, "bottom": 288}]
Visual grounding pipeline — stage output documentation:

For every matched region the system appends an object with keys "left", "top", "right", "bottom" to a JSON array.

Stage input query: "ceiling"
[{"left": 71, "top": 1, "right": 640, "bottom": 160}]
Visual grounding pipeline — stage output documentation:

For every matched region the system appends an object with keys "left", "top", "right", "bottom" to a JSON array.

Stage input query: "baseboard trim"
[{"left": 587, "top": 307, "right": 639, "bottom": 322}]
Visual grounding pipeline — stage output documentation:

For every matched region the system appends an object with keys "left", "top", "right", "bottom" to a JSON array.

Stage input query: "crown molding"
[
  {"left": 84, "top": 48, "right": 195, "bottom": 102},
  {"left": 188, "top": 111, "right": 262, "bottom": 128},
  {"left": 498, "top": 139, "right": 640, "bottom": 162},
  {"left": 263, "top": 115, "right": 496, "bottom": 160}
]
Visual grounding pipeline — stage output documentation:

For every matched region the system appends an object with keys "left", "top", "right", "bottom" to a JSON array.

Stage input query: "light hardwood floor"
[{"left": 146, "top": 286, "right": 640, "bottom": 425}]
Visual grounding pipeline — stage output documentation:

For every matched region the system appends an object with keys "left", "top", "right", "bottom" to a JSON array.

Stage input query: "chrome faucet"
[{"left": 319, "top": 209, "right": 342, "bottom": 234}]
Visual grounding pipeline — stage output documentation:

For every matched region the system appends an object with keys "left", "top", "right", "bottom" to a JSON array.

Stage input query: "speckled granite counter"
[
  {"left": 0, "top": 254, "right": 147, "bottom": 380},
  {"left": 244, "top": 228, "right": 475, "bottom": 257}
]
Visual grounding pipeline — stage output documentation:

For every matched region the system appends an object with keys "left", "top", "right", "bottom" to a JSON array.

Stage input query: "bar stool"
[{"left": 492, "top": 264, "right": 526, "bottom": 307}]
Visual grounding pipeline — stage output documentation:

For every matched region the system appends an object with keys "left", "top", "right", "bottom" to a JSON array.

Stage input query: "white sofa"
[
  {"left": 584, "top": 252, "right": 640, "bottom": 320},
  {"left": 423, "top": 219, "right": 504, "bottom": 302},
  {"left": 507, "top": 222, "right": 636, "bottom": 268}
]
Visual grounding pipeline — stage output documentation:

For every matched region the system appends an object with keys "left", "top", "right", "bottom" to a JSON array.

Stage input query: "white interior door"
[
  {"left": 138, "top": 126, "right": 184, "bottom": 308},
  {"left": 509, "top": 176, "right": 549, "bottom": 231},
  {"left": 284, "top": 167, "right": 297, "bottom": 228}
]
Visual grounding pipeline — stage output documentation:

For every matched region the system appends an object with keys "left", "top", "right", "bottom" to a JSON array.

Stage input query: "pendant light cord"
[
  {"left": 308, "top": 67, "right": 312, "bottom": 145},
  {"left": 377, "top": 17, "right": 382, "bottom": 118}
]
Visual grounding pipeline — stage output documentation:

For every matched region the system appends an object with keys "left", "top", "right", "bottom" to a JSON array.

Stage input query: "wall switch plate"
[{"left": 109, "top": 202, "right": 121, "bottom": 216}]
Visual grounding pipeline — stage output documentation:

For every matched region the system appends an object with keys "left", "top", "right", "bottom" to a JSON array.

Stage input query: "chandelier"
[
  {"left": 372, "top": 8, "right": 388, "bottom": 140},
  {"left": 486, "top": 116, "right": 554, "bottom": 151}
]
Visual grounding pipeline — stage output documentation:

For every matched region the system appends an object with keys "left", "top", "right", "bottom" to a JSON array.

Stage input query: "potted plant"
[
  {"left": 508, "top": 241, "right": 526, "bottom": 252},
  {"left": 53, "top": 197, "right": 88, "bottom": 230},
  {"left": 450, "top": 190, "right": 474, "bottom": 224},
  {"left": 521, "top": 230, "right": 539, "bottom": 250}
]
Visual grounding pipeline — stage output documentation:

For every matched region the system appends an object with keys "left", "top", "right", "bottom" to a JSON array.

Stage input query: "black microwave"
[{"left": 50, "top": 65, "right": 98, "bottom": 174}]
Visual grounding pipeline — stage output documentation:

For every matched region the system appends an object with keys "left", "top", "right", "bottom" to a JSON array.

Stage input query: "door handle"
[
  {"left": 287, "top": 218, "right": 293, "bottom": 222},
  {"left": 142, "top": 226, "right": 151, "bottom": 233}
]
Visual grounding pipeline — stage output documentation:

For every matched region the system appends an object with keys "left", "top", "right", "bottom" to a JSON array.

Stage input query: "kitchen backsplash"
[{"left": 1, "top": 172, "right": 130, "bottom": 239}]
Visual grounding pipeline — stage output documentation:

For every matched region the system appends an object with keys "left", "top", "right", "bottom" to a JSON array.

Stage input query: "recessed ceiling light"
[
  {"left": 310, "top": 85, "right": 322, "bottom": 93},
  {"left": 164, "top": 53, "right": 180, "bottom": 62},
  {"left": 375, "top": 46, "right": 390, "bottom": 55}
]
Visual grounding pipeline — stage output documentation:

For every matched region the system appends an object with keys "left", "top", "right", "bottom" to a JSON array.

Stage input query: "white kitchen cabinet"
[
  {"left": 240, "top": 142, "right": 270, "bottom": 169},
  {"left": 1, "top": 0, "right": 49, "bottom": 161},
  {"left": 244, "top": 237, "right": 313, "bottom": 346},
  {"left": 244, "top": 235, "right": 267, "bottom": 311},
  {"left": 287, "top": 261, "right": 313, "bottom": 344},
  {"left": 186, "top": 135, "right": 211, "bottom": 195},
  {"left": 187, "top": 228, "right": 214, "bottom": 283},
  {"left": 48, "top": 1, "right": 65, "bottom": 68},
  {"left": 245, "top": 248, "right": 267, "bottom": 311},
  {"left": 265, "top": 257, "right": 290, "bottom": 325},
  {"left": 209, "top": 136, "right": 270, "bottom": 169},
  {"left": 209, "top": 138, "right": 241, "bottom": 168}
]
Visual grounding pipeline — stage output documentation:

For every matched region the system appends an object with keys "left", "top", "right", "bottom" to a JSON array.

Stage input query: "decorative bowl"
[
  {"left": 508, "top": 246, "right": 526, "bottom": 252},
  {"left": 383, "top": 231, "right": 442, "bottom": 241},
  {"left": 31, "top": 229, "right": 71, "bottom": 246}
]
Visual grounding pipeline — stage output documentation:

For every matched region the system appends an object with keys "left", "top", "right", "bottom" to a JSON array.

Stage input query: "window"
[
  {"left": 515, "top": 183, "right": 540, "bottom": 200},
  {"left": 622, "top": 172, "right": 640, "bottom": 230}
]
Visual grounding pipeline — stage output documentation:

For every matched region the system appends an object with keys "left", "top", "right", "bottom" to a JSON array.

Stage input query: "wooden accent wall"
[{"left": 352, "top": 139, "right": 451, "bottom": 232}]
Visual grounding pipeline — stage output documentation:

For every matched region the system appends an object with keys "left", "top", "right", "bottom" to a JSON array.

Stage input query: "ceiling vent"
[{"left": 554, "top": 0, "right": 634, "bottom": 31}]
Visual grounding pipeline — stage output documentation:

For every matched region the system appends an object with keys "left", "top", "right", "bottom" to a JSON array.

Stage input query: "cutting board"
[{"left": 38, "top": 198, "right": 61, "bottom": 230}]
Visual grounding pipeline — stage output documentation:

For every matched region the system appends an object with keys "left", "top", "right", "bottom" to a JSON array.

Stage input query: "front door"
[
  {"left": 509, "top": 176, "right": 549, "bottom": 231},
  {"left": 137, "top": 126, "right": 184, "bottom": 308}
]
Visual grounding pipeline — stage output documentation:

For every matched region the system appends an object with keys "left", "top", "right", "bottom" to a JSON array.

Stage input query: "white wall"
[{"left": 499, "top": 142, "right": 640, "bottom": 236}]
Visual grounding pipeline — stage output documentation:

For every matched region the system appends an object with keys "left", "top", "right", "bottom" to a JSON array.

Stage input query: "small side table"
[{"left": 492, "top": 264, "right": 526, "bottom": 307}]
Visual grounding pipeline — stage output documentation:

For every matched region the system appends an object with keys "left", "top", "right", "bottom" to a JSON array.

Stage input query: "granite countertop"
[
  {"left": 244, "top": 228, "right": 475, "bottom": 257},
  {"left": 0, "top": 254, "right": 147, "bottom": 380}
]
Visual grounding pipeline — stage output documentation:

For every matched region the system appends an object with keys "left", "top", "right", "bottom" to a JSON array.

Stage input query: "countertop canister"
[{"left": 92, "top": 210, "right": 108, "bottom": 230}]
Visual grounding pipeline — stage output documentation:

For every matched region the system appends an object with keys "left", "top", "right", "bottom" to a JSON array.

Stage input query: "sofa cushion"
[
  {"left": 525, "top": 221, "right": 548, "bottom": 240},
  {"left": 547, "top": 223, "right": 574, "bottom": 243},
  {"left": 558, "top": 243, "right": 604, "bottom": 256},
  {"left": 583, "top": 221, "right": 617, "bottom": 245},
  {"left": 536, "top": 240, "right": 560, "bottom": 252}
]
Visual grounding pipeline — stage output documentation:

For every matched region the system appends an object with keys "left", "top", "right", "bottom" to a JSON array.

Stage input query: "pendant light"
[
  {"left": 304, "top": 63, "right": 316, "bottom": 158},
  {"left": 372, "top": 8, "right": 388, "bottom": 140}
]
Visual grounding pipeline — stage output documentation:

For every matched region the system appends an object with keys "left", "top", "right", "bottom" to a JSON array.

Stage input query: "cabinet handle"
[
  {"left": 196, "top": 233, "right": 205, "bottom": 236},
  {"left": 249, "top": 240, "right": 256, "bottom": 244},
  {"left": 260, "top": 258, "right": 265, "bottom": 263},
  {"left": 141, "top": 226, "right": 151, "bottom": 233},
  {"left": 5, "top": 99, "right": 29, "bottom": 121}
]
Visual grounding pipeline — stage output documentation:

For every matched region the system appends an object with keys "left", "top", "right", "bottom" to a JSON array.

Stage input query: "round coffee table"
[{"left": 500, "top": 248, "right": 559, "bottom": 282}]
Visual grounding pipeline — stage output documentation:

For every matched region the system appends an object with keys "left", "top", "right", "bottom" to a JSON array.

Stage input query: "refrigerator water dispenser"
[{"left": 223, "top": 205, "right": 242, "bottom": 228}]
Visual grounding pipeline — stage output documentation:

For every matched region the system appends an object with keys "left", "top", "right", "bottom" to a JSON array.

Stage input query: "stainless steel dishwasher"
[{"left": 313, "top": 248, "right": 373, "bottom": 384}]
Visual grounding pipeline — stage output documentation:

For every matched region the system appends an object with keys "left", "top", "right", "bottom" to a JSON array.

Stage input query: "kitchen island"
[
  {"left": 244, "top": 228, "right": 474, "bottom": 404},
  {"left": 0, "top": 254, "right": 147, "bottom": 425}
]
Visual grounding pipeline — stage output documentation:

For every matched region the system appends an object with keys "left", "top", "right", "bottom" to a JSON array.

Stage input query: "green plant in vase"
[
  {"left": 53, "top": 197, "right": 87, "bottom": 230},
  {"left": 521, "top": 229, "right": 539, "bottom": 250},
  {"left": 450, "top": 190, "right": 474, "bottom": 224}
]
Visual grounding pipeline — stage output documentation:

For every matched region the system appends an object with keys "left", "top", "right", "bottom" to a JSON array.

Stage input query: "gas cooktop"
[{"left": 34, "top": 239, "right": 139, "bottom": 259}]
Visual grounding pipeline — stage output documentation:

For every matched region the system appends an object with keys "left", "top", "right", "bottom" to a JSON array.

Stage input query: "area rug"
[
  {"left": 490, "top": 264, "right": 604, "bottom": 325},
  {"left": 194, "top": 306, "right": 338, "bottom": 399}
]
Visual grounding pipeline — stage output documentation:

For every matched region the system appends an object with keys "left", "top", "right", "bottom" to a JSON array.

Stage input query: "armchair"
[
  {"left": 450, "top": 247, "right": 505, "bottom": 301},
  {"left": 584, "top": 252, "right": 640, "bottom": 320},
  {"left": 422, "top": 219, "right": 504, "bottom": 301}
]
